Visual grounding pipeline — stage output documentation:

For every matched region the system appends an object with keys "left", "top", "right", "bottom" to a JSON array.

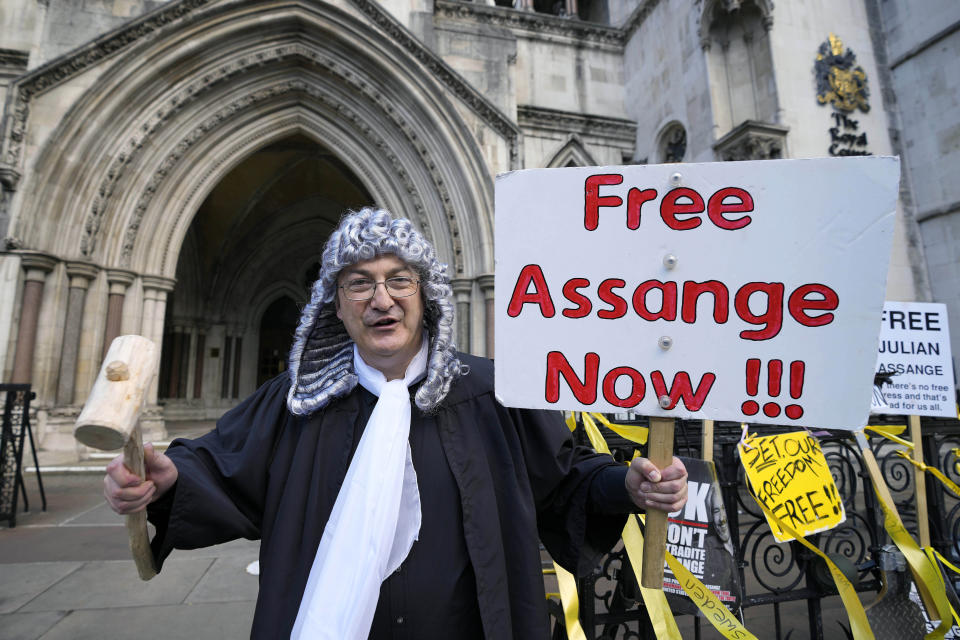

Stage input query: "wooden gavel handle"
[
  {"left": 124, "top": 424, "right": 158, "bottom": 581},
  {"left": 641, "top": 416, "right": 675, "bottom": 589}
]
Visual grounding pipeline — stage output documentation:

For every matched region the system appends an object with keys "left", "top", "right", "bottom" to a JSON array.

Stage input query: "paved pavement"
[{"left": 1, "top": 473, "right": 259, "bottom": 640}]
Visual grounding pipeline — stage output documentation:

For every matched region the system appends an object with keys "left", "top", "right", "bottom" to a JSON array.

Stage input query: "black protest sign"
[{"left": 663, "top": 457, "right": 742, "bottom": 616}]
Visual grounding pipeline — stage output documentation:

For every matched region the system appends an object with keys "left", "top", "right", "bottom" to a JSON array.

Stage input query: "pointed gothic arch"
[
  {"left": 546, "top": 134, "right": 599, "bottom": 168},
  {"left": 698, "top": 0, "right": 774, "bottom": 51},
  {"left": 0, "top": 0, "right": 508, "bottom": 433},
  {"left": 9, "top": 0, "right": 496, "bottom": 279}
]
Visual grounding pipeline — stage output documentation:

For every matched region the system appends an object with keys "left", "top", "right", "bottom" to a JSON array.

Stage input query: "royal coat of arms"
[{"left": 815, "top": 33, "right": 870, "bottom": 113}]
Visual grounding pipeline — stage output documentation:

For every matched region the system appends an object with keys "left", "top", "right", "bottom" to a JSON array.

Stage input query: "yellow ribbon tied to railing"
[
  {"left": 748, "top": 489, "right": 875, "bottom": 638},
  {"left": 893, "top": 450, "right": 960, "bottom": 499},
  {"left": 858, "top": 431, "right": 955, "bottom": 640},
  {"left": 550, "top": 563, "right": 588, "bottom": 640},
  {"left": 922, "top": 548, "right": 960, "bottom": 629},
  {"left": 557, "top": 412, "right": 757, "bottom": 640}
]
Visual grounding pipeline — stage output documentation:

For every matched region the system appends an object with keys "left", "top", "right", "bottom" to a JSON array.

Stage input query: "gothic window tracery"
[{"left": 703, "top": 0, "right": 778, "bottom": 138}]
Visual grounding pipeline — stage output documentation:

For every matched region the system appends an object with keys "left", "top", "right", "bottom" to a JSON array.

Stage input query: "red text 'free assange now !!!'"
[{"left": 504, "top": 174, "right": 840, "bottom": 417}]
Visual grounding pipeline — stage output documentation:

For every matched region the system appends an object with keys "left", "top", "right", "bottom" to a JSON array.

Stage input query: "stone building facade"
[{"left": 0, "top": 0, "right": 952, "bottom": 458}]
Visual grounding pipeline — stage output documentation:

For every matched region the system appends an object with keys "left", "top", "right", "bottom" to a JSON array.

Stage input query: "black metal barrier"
[
  {"left": 551, "top": 416, "right": 960, "bottom": 640},
  {"left": 0, "top": 384, "right": 45, "bottom": 527}
]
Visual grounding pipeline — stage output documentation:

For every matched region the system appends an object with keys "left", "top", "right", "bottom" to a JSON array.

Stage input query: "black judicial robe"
[{"left": 147, "top": 354, "right": 628, "bottom": 639}]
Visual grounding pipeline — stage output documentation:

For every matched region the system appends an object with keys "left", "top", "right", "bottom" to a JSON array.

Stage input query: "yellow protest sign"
[{"left": 739, "top": 432, "right": 844, "bottom": 542}]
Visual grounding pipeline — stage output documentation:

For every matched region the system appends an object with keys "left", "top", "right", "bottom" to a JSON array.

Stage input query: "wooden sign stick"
[
  {"left": 641, "top": 416, "right": 675, "bottom": 589},
  {"left": 701, "top": 419, "right": 715, "bottom": 463},
  {"left": 908, "top": 414, "right": 930, "bottom": 547}
]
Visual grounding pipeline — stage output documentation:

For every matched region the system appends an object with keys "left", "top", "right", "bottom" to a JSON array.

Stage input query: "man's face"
[{"left": 336, "top": 254, "right": 425, "bottom": 378}]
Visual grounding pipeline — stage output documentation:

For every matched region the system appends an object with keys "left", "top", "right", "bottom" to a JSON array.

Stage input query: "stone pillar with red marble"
[{"left": 11, "top": 251, "right": 57, "bottom": 384}]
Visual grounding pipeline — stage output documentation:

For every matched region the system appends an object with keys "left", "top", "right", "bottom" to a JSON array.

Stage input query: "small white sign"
[
  {"left": 495, "top": 157, "right": 899, "bottom": 429},
  {"left": 873, "top": 301, "right": 956, "bottom": 417}
]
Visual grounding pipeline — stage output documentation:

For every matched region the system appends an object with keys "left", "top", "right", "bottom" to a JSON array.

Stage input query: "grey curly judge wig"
[{"left": 287, "top": 208, "right": 464, "bottom": 414}]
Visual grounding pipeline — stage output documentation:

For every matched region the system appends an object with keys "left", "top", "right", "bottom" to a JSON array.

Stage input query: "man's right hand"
[{"left": 103, "top": 443, "right": 178, "bottom": 515}]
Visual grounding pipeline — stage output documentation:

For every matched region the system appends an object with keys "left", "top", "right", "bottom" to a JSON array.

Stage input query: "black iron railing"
[
  {"left": 0, "top": 384, "right": 44, "bottom": 528},
  {"left": 553, "top": 416, "right": 960, "bottom": 640}
]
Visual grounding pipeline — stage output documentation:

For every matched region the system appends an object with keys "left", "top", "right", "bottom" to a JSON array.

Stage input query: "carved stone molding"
[
  {"left": 0, "top": 165, "right": 20, "bottom": 191},
  {"left": 2, "top": 0, "right": 518, "bottom": 176},
  {"left": 517, "top": 105, "right": 636, "bottom": 146},
  {"left": 141, "top": 274, "right": 176, "bottom": 292},
  {"left": 0, "top": 49, "right": 29, "bottom": 73},
  {"left": 108, "top": 57, "right": 467, "bottom": 276},
  {"left": 64, "top": 261, "right": 99, "bottom": 288},
  {"left": 434, "top": 0, "right": 624, "bottom": 48},
  {"left": 451, "top": 277, "right": 473, "bottom": 298},
  {"left": 546, "top": 133, "right": 598, "bottom": 168},
  {"left": 476, "top": 273, "right": 495, "bottom": 297},
  {"left": 713, "top": 120, "right": 789, "bottom": 161},
  {"left": 2, "top": 0, "right": 213, "bottom": 166},
  {"left": 698, "top": 0, "right": 774, "bottom": 50},
  {"left": 54, "top": 35, "right": 468, "bottom": 278},
  {"left": 106, "top": 268, "right": 137, "bottom": 287},
  {"left": 16, "top": 250, "right": 58, "bottom": 275}
]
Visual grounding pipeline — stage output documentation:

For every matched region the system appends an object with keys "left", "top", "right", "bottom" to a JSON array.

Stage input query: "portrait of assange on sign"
[{"left": 101, "top": 207, "right": 689, "bottom": 639}]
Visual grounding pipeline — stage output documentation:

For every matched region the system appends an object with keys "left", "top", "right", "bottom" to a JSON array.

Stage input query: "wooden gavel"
[{"left": 75, "top": 335, "right": 159, "bottom": 580}]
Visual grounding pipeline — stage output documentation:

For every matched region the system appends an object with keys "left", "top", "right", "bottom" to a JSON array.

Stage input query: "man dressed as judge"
[{"left": 104, "top": 208, "right": 689, "bottom": 639}]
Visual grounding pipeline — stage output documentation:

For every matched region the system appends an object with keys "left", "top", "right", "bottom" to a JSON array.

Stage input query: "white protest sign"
[
  {"left": 494, "top": 157, "right": 899, "bottom": 429},
  {"left": 873, "top": 301, "right": 956, "bottom": 417}
]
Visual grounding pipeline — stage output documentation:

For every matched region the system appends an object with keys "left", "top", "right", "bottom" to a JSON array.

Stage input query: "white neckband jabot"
[{"left": 291, "top": 334, "right": 428, "bottom": 639}]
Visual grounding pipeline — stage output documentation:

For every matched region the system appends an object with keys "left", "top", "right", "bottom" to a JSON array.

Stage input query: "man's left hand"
[{"left": 625, "top": 456, "right": 688, "bottom": 513}]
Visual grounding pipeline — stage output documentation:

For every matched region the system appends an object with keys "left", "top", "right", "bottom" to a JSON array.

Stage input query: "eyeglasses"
[{"left": 339, "top": 276, "right": 420, "bottom": 301}]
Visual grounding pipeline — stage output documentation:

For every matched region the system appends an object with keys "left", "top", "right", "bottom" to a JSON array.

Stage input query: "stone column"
[
  {"left": 477, "top": 274, "right": 495, "bottom": 359},
  {"left": 56, "top": 261, "right": 98, "bottom": 405},
  {"left": 451, "top": 278, "right": 473, "bottom": 353},
  {"left": 193, "top": 330, "right": 206, "bottom": 399},
  {"left": 140, "top": 276, "right": 175, "bottom": 405},
  {"left": 168, "top": 326, "right": 184, "bottom": 399},
  {"left": 102, "top": 269, "right": 136, "bottom": 358},
  {"left": 136, "top": 275, "right": 174, "bottom": 443},
  {"left": 11, "top": 252, "right": 57, "bottom": 384}
]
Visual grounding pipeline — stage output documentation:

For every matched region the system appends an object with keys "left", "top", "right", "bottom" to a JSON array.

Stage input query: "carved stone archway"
[{"left": 2, "top": 0, "right": 507, "bottom": 447}]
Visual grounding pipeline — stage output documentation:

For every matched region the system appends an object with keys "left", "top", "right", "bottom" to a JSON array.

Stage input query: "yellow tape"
[
  {"left": 588, "top": 412, "right": 649, "bottom": 445},
  {"left": 553, "top": 562, "right": 588, "bottom": 640},
  {"left": 749, "top": 491, "right": 875, "bottom": 639},
  {"left": 860, "top": 440, "right": 953, "bottom": 640},
  {"left": 864, "top": 425, "right": 913, "bottom": 449},
  {"left": 574, "top": 413, "right": 685, "bottom": 637},
  {"left": 581, "top": 413, "right": 612, "bottom": 454},
  {"left": 583, "top": 413, "right": 757, "bottom": 639},
  {"left": 567, "top": 413, "right": 760, "bottom": 639},
  {"left": 662, "top": 539, "right": 758, "bottom": 639},
  {"left": 928, "top": 548, "right": 960, "bottom": 577},
  {"left": 894, "top": 450, "right": 960, "bottom": 498},
  {"left": 865, "top": 424, "right": 908, "bottom": 437},
  {"left": 621, "top": 516, "right": 683, "bottom": 640},
  {"left": 923, "top": 548, "right": 960, "bottom": 629}
]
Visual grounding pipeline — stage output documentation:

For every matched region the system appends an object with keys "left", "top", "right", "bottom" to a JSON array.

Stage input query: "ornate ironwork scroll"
[
  {"left": 549, "top": 415, "right": 960, "bottom": 640},
  {"left": 0, "top": 384, "right": 34, "bottom": 527}
]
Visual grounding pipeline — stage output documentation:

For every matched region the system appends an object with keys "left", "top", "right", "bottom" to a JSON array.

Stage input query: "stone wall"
[{"left": 877, "top": 0, "right": 960, "bottom": 382}]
